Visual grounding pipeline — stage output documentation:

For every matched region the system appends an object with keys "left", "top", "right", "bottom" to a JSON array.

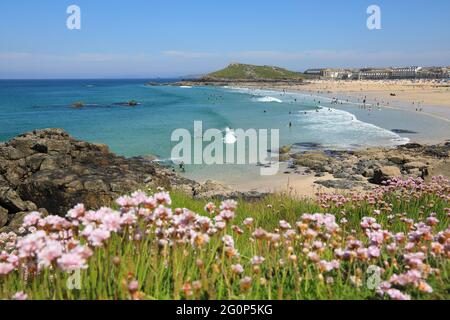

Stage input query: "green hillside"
[{"left": 205, "top": 63, "right": 306, "bottom": 81}]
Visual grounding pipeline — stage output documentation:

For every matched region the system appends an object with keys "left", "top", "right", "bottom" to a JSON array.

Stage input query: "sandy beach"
[
  {"left": 231, "top": 79, "right": 450, "bottom": 121},
  {"left": 301, "top": 79, "right": 450, "bottom": 107},
  {"left": 228, "top": 170, "right": 343, "bottom": 198}
]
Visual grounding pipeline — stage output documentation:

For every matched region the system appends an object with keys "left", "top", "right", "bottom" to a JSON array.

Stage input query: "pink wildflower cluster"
[
  {"left": 0, "top": 176, "right": 448, "bottom": 300},
  {"left": 317, "top": 176, "right": 450, "bottom": 210},
  {"left": 0, "top": 191, "right": 239, "bottom": 281}
]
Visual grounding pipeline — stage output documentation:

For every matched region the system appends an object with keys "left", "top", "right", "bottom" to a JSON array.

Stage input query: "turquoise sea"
[{"left": 1, "top": 79, "right": 449, "bottom": 183}]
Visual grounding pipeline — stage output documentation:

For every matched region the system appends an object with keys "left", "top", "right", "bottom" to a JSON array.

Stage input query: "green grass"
[
  {"left": 1, "top": 181, "right": 449, "bottom": 300},
  {"left": 206, "top": 63, "right": 306, "bottom": 81}
]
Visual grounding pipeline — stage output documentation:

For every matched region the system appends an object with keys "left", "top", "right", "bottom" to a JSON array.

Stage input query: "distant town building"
[
  {"left": 390, "top": 66, "right": 421, "bottom": 79},
  {"left": 304, "top": 68, "right": 353, "bottom": 79},
  {"left": 417, "top": 67, "right": 449, "bottom": 79},
  {"left": 303, "top": 66, "right": 448, "bottom": 80},
  {"left": 359, "top": 69, "right": 391, "bottom": 80},
  {"left": 304, "top": 69, "right": 324, "bottom": 76}
]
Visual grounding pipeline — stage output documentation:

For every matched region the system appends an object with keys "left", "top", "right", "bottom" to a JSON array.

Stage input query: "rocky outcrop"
[
  {"left": 284, "top": 142, "right": 449, "bottom": 189},
  {"left": 0, "top": 129, "right": 258, "bottom": 232},
  {"left": 0, "top": 206, "right": 8, "bottom": 228},
  {"left": 371, "top": 166, "right": 402, "bottom": 184},
  {"left": 191, "top": 180, "right": 266, "bottom": 201}
]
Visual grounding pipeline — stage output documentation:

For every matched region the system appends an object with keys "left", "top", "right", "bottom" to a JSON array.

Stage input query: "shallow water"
[{"left": 1, "top": 79, "right": 448, "bottom": 183}]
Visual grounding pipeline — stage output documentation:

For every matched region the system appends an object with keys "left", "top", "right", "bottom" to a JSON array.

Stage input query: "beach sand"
[
  {"left": 234, "top": 79, "right": 450, "bottom": 121},
  {"left": 228, "top": 171, "right": 339, "bottom": 198},
  {"left": 301, "top": 79, "right": 450, "bottom": 107}
]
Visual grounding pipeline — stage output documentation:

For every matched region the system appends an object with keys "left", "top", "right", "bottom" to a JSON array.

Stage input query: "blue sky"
[{"left": 0, "top": 0, "right": 449, "bottom": 78}]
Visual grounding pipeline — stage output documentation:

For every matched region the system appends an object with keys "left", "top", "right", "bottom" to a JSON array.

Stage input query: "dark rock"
[
  {"left": 315, "top": 179, "right": 362, "bottom": 190},
  {"left": 424, "top": 145, "right": 450, "bottom": 158},
  {"left": 25, "top": 153, "right": 47, "bottom": 172},
  {"left": 0, "top": 129, "right": 206, "bottom": 230},
  {"left": 362, "top": 168, "right": 374, "bottom": 178},
  {"left": 371, "top": 166, "right": 401, "bottom": 184},
  {"left": 391, "top": 129, "right": 418, "bottom": 134},
  {"left": 0, "top": 186, "right": 37, "bottom": 213},
  {"left": 293, "top": 142, "right": 323, "bottom": 150},
  {"left": 315, "top": 172, "right": 326, "bottom": 177},
  {"left": 0, "top": 206, "right": 8, "bottom": 227},
  {"left": 333, "top": 172, "right": 364, "bottom": 181},
  {"left": 401, "top": 143, "right": 422, "bottom": 149},
  {"left": 3, "top": 211, "right": 28, "bottom": 232}
]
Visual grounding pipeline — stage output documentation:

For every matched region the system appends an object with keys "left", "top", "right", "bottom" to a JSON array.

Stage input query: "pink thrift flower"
[
  {"left": 387, "top": 289, "right": 411, "bottom": 300},
  {"left": 251, "top": 256, "right": 265, "bottom": 265},
  {"left": 12, "top": 291, "right": 28, "bottom": 300},
  {"left": 38, "top": 240, "right": 64, "bottom": 268},
  {"left": 243, "top": 218, "right": 254, "bottom": 227},
  {"left": 220, "top": 210, "right": 235, "bottom": 221},
  {"left": 57, "top": 253, "right": 87, "bottom": 272},
  {"left": 131, "top": 191, "right": 148, "bottom": 206},
  {"left": 222, "top": 235, "right": 235, "bottom": 248},
  {"left": 368, "top": 246, "right": 381, "bottom": 259},
  {"left": 100, "top": 211, "right": 122, "bottom": 232},
  {"left": 88, "top": 228, "right": 111, "bottom": 247},
  {"left": 231, "top": 264, "right": 244, "bottom": 274},
  {"left": 116, "top": 195, "right": 134, "bottom": 207},
  {"left": 220, "top": 199, "right": 238, "bottom": 211},
  {"left": 121, "top": 212, "right": 137, "bottom": 225},
  {"left": 67, "top": 204, "right": 86, "bottom": 220},
  {"left": 154, "top": 192, "right": 172, "bottom": 206},
  {"left": 0, "top": 262, "right": 14, "bottom": 275},
  {"left": 22, "top": 212, "right": 42, "bottom": 228}
]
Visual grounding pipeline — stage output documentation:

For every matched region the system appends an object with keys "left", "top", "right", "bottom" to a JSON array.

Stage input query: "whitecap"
[
  {"left": 299, "top": 107, "right": 410, "bottom": 149},
  {"left": 255, "top": 96, "right": 283, "bottom": 103}
]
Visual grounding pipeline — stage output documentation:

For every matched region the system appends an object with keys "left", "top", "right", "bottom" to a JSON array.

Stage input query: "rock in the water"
[
  {"left": 371, "top": 166, "right": 401, "bottom": 184},
  {"left": 391, "top": 129, "right": 418, "bottom": 134}
]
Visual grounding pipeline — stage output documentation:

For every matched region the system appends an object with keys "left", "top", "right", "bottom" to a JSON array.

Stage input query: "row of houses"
[{"left": 304, "top": 66, "right": 449, "bottom": 80}]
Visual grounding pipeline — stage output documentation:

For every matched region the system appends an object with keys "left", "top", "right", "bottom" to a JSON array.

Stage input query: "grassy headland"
[{"left": 205, "top": 63, "right": 307, "bottom": 82}]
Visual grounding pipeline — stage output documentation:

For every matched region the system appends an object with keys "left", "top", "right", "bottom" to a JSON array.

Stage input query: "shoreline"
[
  {"left": 223, "top": 81, "right": 450, "bottom": 122},
  {"left": 220, "top": 81, "right": 450, "bottom": 144},
  {"left": 175, "top": 79, "right": 450, "bottom": 196}
]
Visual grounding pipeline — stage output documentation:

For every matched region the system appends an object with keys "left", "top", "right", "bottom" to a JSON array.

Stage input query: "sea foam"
[
  {"left": 256, "top": 96, "right": 283, "bottom": 103},
  {"left": 300, "top": 107, "right": 410, "bottom": 148}
]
